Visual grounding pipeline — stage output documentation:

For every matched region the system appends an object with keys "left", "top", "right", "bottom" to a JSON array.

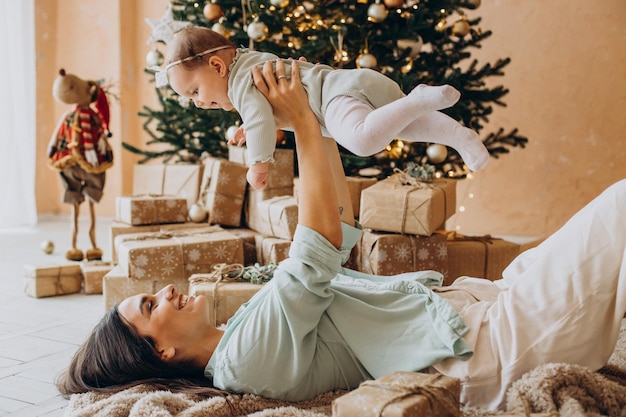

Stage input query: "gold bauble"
[
  {"left": 367, "top": 2, "right": 388, "bottom": 22},
  {"left": 451, "top": 19, "right": 470, "bottom": 37},
  {"left": 203, "top": 3, "right": 224, "bottom": 21},
  {"left": 383, "top": 0, "right": 404, "bottom": 8},
  {"left": 212, "top": 22, "right": 229, "bottom": 37},
  {"left": 426, "top": 144, "right": 448, "bottom": 164},
  {"left": 270, "top": 0, "right": 290, "bottom": 8},
  {"left": 247, "top": 20, "right": 269, "bottom": 42},
  {"left": 41, "top": 240, "right": 54, "bottom": 255},
  {"left": 356, "top": 52, "right": 378, "bottom": 69}
]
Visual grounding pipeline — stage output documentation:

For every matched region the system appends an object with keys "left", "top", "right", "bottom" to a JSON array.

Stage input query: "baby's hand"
[
  {"left": 247, "top": 162, "right": 269, "bottom": 190},
  {"left": 227, "top": 125, "right": 247, "bottom": 146}
]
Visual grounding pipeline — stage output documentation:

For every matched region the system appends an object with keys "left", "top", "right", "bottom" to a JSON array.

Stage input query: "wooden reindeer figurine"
[{"left": 48, "top": 69, "right": 113, "bottom": 261}]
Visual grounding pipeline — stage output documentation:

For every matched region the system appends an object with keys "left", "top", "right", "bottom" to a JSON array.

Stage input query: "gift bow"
[{"left": 360, "top": 374, "right": 459, "bottom": 417}]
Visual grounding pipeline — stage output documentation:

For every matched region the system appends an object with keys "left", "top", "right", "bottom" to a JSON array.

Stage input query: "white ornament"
[
  {"left": 270, "top": 0, "right": 290, "bottom": 8},
  {"left": 212, "top": 22, "right": 229, "bottom": 37},
  {"left": 356, "top": 52, "right": 378, "bottom": 69},
  {"left": 368, "top": 2, "right": 388, "bottom": 22},
  {"left": 189, "top": 203, "right": 208, "bottom": 223},
  {"left": 426, "top": 144, "right": 448, "bottom": 163},
  {"left": 41, "top": 240, "right": 54, "bottom": 254},
  {"left": 226, "top": 125, "right": 239, "bottom": 142},
  {"left": 397, "top": 36, "right": 423, "bottom": 59},
  {"left": 247, "top": 20, "right": 269, "bottom": 42},
  {"left": 145, "top": 5, "right": 192, "bottom": 45},
  {"left": 145, "top": 48, "right": 164, "bottom": 67}
]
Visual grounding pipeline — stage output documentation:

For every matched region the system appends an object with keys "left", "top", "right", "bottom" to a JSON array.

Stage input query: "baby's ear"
[{"left": 209, "top": 56, "right": 228, "bottom": 77}]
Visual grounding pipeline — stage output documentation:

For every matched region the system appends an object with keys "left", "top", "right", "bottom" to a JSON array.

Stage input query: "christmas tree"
[{"left": 126, "top": 0, "right": 527, "bottom": 178}]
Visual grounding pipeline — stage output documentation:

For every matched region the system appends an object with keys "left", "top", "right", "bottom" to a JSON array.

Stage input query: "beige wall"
[{"left": 35, "top": 0, "right": 626, "bottom": 238}]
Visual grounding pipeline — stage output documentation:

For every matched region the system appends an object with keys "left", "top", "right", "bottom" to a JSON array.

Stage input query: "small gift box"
[
  {"left": 444, "top": 232, "right": 543, "bottom": 283},
  {"left": 23, "top": 263, "right": 83, "bottom": 298},
  {"left": 103, "top": 265, "right": 189, "bottom": 311},
  {"left": 255, "top": 235, "right": 291, "bottom": 265},
  {"left": 109, "top": 222, "right": 223, "bottom": 264},
  {"left": 115, "top": 195, "right": 188, "bottom": 226},
  {"left": 355, "top": 230, "right": 448, "bottom": 277},
  {"left": 200, "top": 158, "right": 249, "bottom": 227},
  {"left": 229, "top": 146, "right": 294, "bottom": 189},
  {"left": 132, "top": 163, "right": 204, "bottom": 207},
  {"left": 346, "top": 176, "right": 378, "bottom": 218},
  {"left": 247, "top": 195, "right": 298, "bottom": 240},
  {"left": 359, "top": 176, "right": 456, "bottom": 236},
  {"left": 80, "top": 261, "right": 113, "bottom": 294},
  {"left": 332, "top": 371, "right": 461, "bottom": 417},
  {"left": 116, "top": 229, "right": 244, "bottom": 281},
  {"left": 189, "top": 269, "right": 266, "bottom": 326}
]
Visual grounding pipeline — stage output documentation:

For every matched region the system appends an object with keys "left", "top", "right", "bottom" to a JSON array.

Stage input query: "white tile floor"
[{"left": 0, "top": 215, "right": 112, "bottom": 416}]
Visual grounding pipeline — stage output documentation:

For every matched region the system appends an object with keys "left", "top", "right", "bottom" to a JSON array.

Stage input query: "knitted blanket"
[{"left": 64, "top": 321, "right": 626, "bottom": 417}]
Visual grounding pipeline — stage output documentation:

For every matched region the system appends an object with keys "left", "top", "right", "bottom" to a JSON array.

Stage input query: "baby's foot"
[
  {"left": 408, "top": 84, "right": 461, "bottom": 110},
  {"left": 455, "top": 127, "right": 490, "bottom": 171}
]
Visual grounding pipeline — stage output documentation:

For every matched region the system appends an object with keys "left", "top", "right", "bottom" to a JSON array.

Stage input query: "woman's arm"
[{"left": 252, "top": 59, "right": 342, "bottom": 248}]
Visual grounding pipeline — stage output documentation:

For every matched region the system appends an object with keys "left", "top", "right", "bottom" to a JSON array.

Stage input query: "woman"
[{"left": 57, "top": 59, "right": 626, "bottom": 411}]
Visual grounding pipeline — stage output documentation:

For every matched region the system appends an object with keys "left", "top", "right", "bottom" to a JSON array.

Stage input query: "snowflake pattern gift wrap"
[
  {"left": 247, "top": 195, "right": 298, "bottom": 240},
  {"left": 229, "top": 146, "right": 295, "bottom": 189},
  {"left": 115, "top": 195, "right": 188, "bottom": 226},
  {"left": 355, "top": 230, "right": 448, "bottom": 277},
  {"left": 332, "top": 371, "right": 461, "bottom": 417},
  {"left": 254, "top": 234, "right": 292, "bottom": 265},
  {"left": 116, "top": 230, "right": 243, "bottom": 281},
  {"left": 359, "top": 177, "right": 456, "bottom": 236},
  {"left": 201, "top": 158, "right": 249, "bottom": 227},
  {"left": 132, "top": 163, "right": 204, "bottom": 208}
]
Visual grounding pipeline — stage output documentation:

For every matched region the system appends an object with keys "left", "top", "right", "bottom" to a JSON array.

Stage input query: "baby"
[{"left": 160, "top": 26, "right": 489, "bottom": 189}]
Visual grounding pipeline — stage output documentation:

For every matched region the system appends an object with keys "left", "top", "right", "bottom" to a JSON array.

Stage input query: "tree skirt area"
[{"left": 65, "top": 320, "right": 626, "bottom": 417}]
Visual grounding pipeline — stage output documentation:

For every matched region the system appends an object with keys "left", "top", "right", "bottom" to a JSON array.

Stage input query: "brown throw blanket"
[{"left": 65, "top": 321, "right": 626, "bottom": 417}]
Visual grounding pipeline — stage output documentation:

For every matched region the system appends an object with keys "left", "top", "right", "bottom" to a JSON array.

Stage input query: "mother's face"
[{"left": 118, "top": 285, "right": 211, "bottom": 357}]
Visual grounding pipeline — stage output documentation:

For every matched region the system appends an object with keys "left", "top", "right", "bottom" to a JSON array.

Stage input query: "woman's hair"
[
  {"left": 56, "top": 306, "right": 226, "bottom": 399},
  {"left": 166, "top": 26, "right": 236, "bottom": 71}
]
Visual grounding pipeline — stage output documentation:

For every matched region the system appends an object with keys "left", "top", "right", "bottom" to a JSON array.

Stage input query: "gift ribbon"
[
  {"left": 445, "top": 232, "right": 500, "bottom": 278},
  {"left": 360, "top": 374, "right": 459, "bottom": 417},
  {"left": 390, "top": 173, "right": 448, "bottom": 235},
  {"left": 117, "top": 194, "right": 182, "bottom": 226},
  {"left": 27, "top": 266, "right": 78, "bottom": 297}
]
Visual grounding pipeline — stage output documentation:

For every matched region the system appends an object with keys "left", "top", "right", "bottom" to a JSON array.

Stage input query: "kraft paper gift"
[
  {"left": 189, "top": 272, "right": 265, "bottom": 326},
  {"left": 247, "top": 195, "right": 298, "bottom": 240},
  {"left": 356, "top": 230, "right": 448, "bottom": 277},
  {"left": 103, "top": 265, "right": 189, "bottom": 311},
  {"left": 229, "top": 146, "right": 294, "bottom": 189},
  {"left": 225, "top": 228, "right": 262, "bottom": 266},
  {"left": 115, "top": 195, "right": 188, "bottom": 226},
  {"left": 80, "top": 260, "right": 113, "bottom": 294},
  {"left": 132, "top": 163, "right": 204, "bottom": 207},
  {"left": 332, "top": 371, "right": 460, "bottom": 417},
  {"left": 23, "top": 262, "right": 83, "bottom": 298},
  {"left": 116, "top": 229, "right": 243, "bottom": 281},
  {"left": 255, "top": 235, "right": 291, "bottom": 265},
  {"left": 200, "top": 158, "right": 248, "bottom": 227},
  {"left": 359, "top": 176, "right": 456, "bottom": 236},
  {"left": 109, "top": 221, "right": 223, "bottom": 264},
  {"left": 346, "top": 176, "right": 378, "bottom": 218}
]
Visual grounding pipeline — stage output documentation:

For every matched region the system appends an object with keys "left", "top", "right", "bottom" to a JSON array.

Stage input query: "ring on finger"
[{"left": 277, "top": 75, "right": 287, "bottom": 80}]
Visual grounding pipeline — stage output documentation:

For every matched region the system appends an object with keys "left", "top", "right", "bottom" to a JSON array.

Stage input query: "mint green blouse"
[{"left": 206, "top": 223, "right": 472, "bottom": 401}]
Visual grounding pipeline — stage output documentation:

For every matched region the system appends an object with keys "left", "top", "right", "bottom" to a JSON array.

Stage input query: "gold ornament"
[
  {"left": 435, "top": 19, "right": 447, "bottom": 32},
  {"left": 189, "top": 203, "right": 208, "bottom": 223},
  {"left": 451, "top": 17, "right": 470, "bottom": 37},
  {"left": 203, "top": 2, "right": 224, "bottom": 21},
  {"left": 270, "top": 0, "right": 290, "bottom": 8},
  {"left": 466, "top": 0, "right": 481, "bottom": 9},
  {"left": 247, "top": 19, "right": 269, "bottom": 42},
  {"left": 401, "top": 58, "right": 413, "bottom": 74},
  {"left": 41, "top": 240, "right": 54, "bottom": 255},
  {"left": 383, "top": 0, "right": 404, "bottom": 8},
  {"left": 356, "top": 51, "right": 378, "bottom": 69},
  {"left": 426, "top": 144, "right": 448, "bottom": 163},
  {"left": 368, "top": 2, "right": 389, "bottom": 22},
  {"left": 397, "top": 37, "right": 423, "bottom": 59},
  {"left": 212, "top": 21, "right": 230, "bottom": 37}
]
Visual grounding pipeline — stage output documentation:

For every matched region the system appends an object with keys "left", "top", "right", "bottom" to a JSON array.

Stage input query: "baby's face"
[{"left": 169, "top": 63, "right": 233, "bottom": 111}]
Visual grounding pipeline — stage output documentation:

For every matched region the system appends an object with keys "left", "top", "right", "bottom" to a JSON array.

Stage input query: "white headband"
[{"left": 150, "top": 45, "right": 233, "bottom": 88}]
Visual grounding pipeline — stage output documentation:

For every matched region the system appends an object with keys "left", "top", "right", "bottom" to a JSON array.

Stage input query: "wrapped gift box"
[
  {"left": 346, "top": 176, "right": 378, "bottom": 218},
  {"left": 80, "top": 261, "right": 113, "bottom": 294},
  {"left": 132, "top": 163, "right": 204, "bottom": 207},
  {"left": 110, "top": 222, "right": 223, "bottom": 264},
  {"left": 333, "top": 371, "right": 460, "bottom": 417},
  {"left": 247, "top": 195, "right": 298, "bottom": 240},
  {"left": 444, "top": 232, "right": 543, "bottom": 283},
  {"left": 225, "top": 228, "right": 262, "bottom": 266},
  {"left": 103, "top": 265, "right": 189, "bottom": 311},
  {"left": 23, "top": 263, "right": 83, "bottom": 298},
  {"left": 356, "top": 230, "right": 448, "bottom": 277},
  {"left": 201, "top": 158, "right": 248, "bottom": 227},
  {"left": 255, "top": 235, "right": 291, "bottom": 265},
  {"left": 117, "top": 229, "right": 244, "bottom": 281},
  {"left": 115, "top": 195, "right": 188, "bottom": 226},
  {"left": 189, "top": 274, "right": 265, "bottom": 326},
  {"left": 229, "top": 146, "right": 294, "bottom": 189},
  {"left": 359, "top": 177, "right": 456, "bottom": 236}
]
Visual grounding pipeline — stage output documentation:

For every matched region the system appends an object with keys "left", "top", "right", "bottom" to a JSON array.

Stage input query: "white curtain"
[{"left": 0, "top": 0, "right": 37, "bottom": 228}]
